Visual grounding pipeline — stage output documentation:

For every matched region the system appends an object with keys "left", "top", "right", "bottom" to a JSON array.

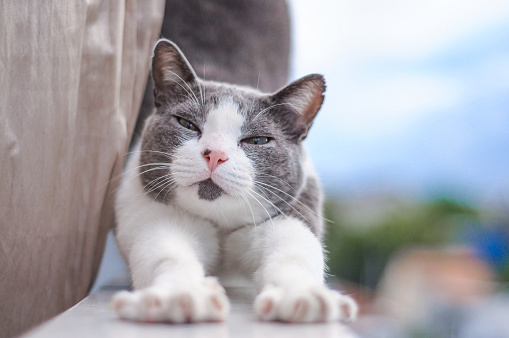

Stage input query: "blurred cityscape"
[{"left": 323, "top": 196, "right": 508, "bottom": 336}]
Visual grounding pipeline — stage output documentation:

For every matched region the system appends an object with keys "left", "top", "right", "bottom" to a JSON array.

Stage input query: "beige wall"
[{"left": 0, "top": 1, "right": 164, "bottom": 336}]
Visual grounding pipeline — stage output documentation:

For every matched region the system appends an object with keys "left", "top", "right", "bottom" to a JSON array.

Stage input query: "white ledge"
[{"left": 22, "top": 287, "right": 358, "bottom": 338}]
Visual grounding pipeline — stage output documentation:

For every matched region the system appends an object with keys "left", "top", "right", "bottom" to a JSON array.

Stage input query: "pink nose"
[{"left": 202, "top": 149, "right": 229, "bottom": 172}]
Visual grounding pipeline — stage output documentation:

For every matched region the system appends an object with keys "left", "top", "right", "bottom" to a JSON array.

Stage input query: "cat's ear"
[
  {"left": 152, "top": 39, "right": 198, "bottom": 105},
  {"left": 271, "top": 74, "right": 326, "bottom": 141}
]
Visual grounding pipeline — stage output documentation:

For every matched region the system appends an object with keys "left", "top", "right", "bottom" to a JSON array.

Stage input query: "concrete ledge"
[{"left": 22, "top": 287, "right": 358, "bottom": 338}]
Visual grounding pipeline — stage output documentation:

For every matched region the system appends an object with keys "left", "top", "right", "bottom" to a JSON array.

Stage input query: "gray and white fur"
[{"left": 112, "top": 40, "right": 357, "bottom": 324}]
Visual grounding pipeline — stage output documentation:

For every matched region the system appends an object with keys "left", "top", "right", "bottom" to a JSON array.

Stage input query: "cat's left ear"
[
  {"left": 271, "top": 74, "right": 326, "bottom": 141},
  {"left": 152, "top": 39, "right": 198, "bottom": 106}
]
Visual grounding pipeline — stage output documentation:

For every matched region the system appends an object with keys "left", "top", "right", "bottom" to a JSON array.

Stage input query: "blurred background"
[
  {"left": 95, "top": 0, "right": 509, "bottom": 336},
  {"left": 291, "top": 0, "right": 509, "bottom": 336}
]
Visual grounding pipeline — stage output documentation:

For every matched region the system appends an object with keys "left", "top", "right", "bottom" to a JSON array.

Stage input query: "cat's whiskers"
[
  {"left": 254, "top": 182, "right": 307, "bottom": 222},
  {"left": 162, "top": 180, "right": 177, "bottom": 201},
  {"left": 236, "top": 191, "right": 257, "bottom": 227},
  {"left": 254, "top": 184, "right": 291, "bottom": 222},
  {"left": 144, "top": 174, "right": 174, "bottom": 194},
  {"left": 233, "top": 190, "right": 258, "bottom": 228},
  {"left": 143, "top": 170, "right": 176, "bottom": 192},
  {"left": 247, "top": 96, "right": 257, "bottom": 118},
  {"left": 254, "top": 180, "right": 332, "bottom": 223},
  {"left": 169, "top": 81, "right": 199, "bottom": 107},
  {"left": 244, "top": 189, "right": 275, "bottom": 229},
  {"left": 128, "top": 150, "right": 188, "bottom": 164},
  {"left": 248, "top": 186, "right": 288, "bottom": 220},
  {"left": 172, "top": 83, "right": 199, "bottom": 106},
  {"left": 153, "top": 177, "right": 177, "bottom": 201},
  {"left": 246, "top": 188, "right": 282, "bottom": 236},
  {"left": 256, "top": 173, "right": 294, "bottom": 191},
  {"left": 166, "top": 70, "right": 201, "bottom": 107},
  {"left": 256, "top": 183, "right": 272, "bottom": 201},
  {"left": 214, "top": 174, "right": 250, "bottom": 190},
  {"left": 101, "top": 160, "right": 171, "bottom": 192},
  {"left": 102, "top": 147, "right": 179, "bottom": 193},
  {"left": 198, "top": 80, "right": 205, "bottom": 107},
  {"left": 255, "top": 180, "right": 314, "bottom": 216},
  {"left": 252, "top": 103, "right": 293, "bottom": 121},
  {"left": 125, "top": 149, "right": 174, "bottom": 160},
  {"left": 108, "top": 164, "right": 171, "bottom": 195},
  {"left": 200, "top": 63, "right": 207, "bottom": 107},
  {"left": 139, "top": 175, "right": 176, "bottom": 204}
]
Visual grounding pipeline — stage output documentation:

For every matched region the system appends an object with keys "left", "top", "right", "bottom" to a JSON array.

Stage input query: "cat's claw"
[
  {"left": 111, "top": 277, "right": 230, "bottom": 323},
  {"left": 254, "top": 285, "right": 357, "bottom": 323}
]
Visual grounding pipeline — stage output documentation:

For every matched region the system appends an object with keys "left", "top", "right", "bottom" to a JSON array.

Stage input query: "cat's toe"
[
  {"left": 275, "top": 290, "right": 317, "bottom": 323},
  {"left": 254, "top": 285, "right": 358, "bottom": 323},
  {"left": 254, "top": 286, "right": 282, "bottom": 321},
  {"left": 309, "top": 287, "right": 358, "bottom": 322},
  {"left": 167, "top": 292, "right": 197, "bottom": 323},
  {"left": 112, "top": 289, "right": 169, "bottom": 322},
  {"left": 139, "top": 289, "right": 169, "bottom": 322},
  {"left": 111, "top": 290, "right": 140, "bottom": 321},
  {"left": 206, "top": 292, "right": 229, "bottom": 321},
  {"left": 202, "top": 277, "right": 229, "bottom": 321},
  {"left": 285, "top": 298, "right": 310, "bottom": 322},
  {"left": 337, "top": 294, "right": 358, "bottom": 322}
]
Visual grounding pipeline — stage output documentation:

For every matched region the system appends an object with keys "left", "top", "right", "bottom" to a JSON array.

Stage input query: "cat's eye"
[
  {"left": 242, "top": 136, "right": 271, "bottom": 145},
  {"left": 176, "top": 117, "right": 200, "bottom": 132}
]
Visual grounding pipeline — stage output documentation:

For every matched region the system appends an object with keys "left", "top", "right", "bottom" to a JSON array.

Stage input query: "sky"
[{"left": 289, "top": 0, "right": 509, "bottom": 207}]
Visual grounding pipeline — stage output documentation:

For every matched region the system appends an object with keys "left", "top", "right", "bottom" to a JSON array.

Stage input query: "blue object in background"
[{"left": 459, "top": 221, "right": 509, "bottom": 271}]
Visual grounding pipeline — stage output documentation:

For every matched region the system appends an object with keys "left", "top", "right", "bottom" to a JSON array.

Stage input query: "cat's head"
[{"left": 139, "top": 39, "right": 325, "bottom": 227}]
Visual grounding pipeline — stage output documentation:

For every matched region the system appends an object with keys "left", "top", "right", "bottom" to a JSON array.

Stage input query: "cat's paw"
[
  {"left": 111, "top": 277, "right": 230, "bottom": 323},
  {"left": 254, "top": 284, "right": 357, "bottom": 323}
]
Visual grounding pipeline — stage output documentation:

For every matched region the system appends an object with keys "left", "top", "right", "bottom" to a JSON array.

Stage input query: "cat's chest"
[{"left": 208, "top": 225, "right": 253, "bottom": 279}]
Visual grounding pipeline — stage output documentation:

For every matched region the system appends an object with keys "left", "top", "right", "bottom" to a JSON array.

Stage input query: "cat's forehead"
[
  {"left": 199, "top": 82, "right": 274, "bottom": 125},
  {"left": 203, "top": 97, "right": 244, "bottom": 136},
  {"left": 202, "top": 82, "right": 267, "bottom": 112}
]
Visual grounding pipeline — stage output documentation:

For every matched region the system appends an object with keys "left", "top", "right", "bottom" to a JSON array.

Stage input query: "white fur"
[{"left": 112, "top": 101, "right": 357, "bottom": 323}]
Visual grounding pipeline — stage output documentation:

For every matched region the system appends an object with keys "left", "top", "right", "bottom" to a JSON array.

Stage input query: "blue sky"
[{"left": 289, "top": 0, "right": 509, "bottom": 206}]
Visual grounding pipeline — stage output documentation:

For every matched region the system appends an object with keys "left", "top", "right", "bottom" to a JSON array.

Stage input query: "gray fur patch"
[{"left": 198, "top": 179, "right": 223, "bottom": 201}]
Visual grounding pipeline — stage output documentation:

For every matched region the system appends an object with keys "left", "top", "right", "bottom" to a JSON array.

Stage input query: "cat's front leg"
[
  {"left": 111, "top": 212, "right": 229, "bottom": 323},
  {"left": 236, "top": 217, "right": 357, "bottom": 323}
]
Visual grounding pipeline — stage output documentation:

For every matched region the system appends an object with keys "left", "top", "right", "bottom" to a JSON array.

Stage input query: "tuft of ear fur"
[
  {"left": 152, "top": 39, "right": 198, "bottom": 105},
  {"left": 271, "top": 74, "right": 326, "bottom": 140}
]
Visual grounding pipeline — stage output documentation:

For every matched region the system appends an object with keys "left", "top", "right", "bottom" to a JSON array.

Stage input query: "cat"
[{"left": 111, "top": 39, "right": 357, "bottom": 323}]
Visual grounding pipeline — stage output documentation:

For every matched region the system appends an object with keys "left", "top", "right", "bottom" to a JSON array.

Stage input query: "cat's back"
[{"left": 161, "top": 0, "right": 290, "bottom": 92}]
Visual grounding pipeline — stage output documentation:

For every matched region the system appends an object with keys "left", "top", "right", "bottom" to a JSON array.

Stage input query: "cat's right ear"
[
  {"left": 270, "top": 74, "right": 326, "bottom": 141},
  {"left": 152, "top": 39, "right": 197, "bottom": 106}
]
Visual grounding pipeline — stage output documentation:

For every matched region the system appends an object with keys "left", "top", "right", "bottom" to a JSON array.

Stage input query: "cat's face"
[{"left": 139, "top": 40, "right": 325, "bottom": 227}]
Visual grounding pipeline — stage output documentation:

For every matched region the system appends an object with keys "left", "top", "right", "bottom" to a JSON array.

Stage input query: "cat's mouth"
[{"left": 197, "top": 178, "right": 223, "bottom": 201}]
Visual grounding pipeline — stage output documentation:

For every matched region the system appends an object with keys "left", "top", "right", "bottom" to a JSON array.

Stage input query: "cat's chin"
[
  {"left": 180, "top": 171, "right": 245, "bottom": 199},
  {"left": 197, "top": 178, "right": 223, "bottom": 201},
  {"left": 173, "top": 185, "right": 260, "bottom": 228}
]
